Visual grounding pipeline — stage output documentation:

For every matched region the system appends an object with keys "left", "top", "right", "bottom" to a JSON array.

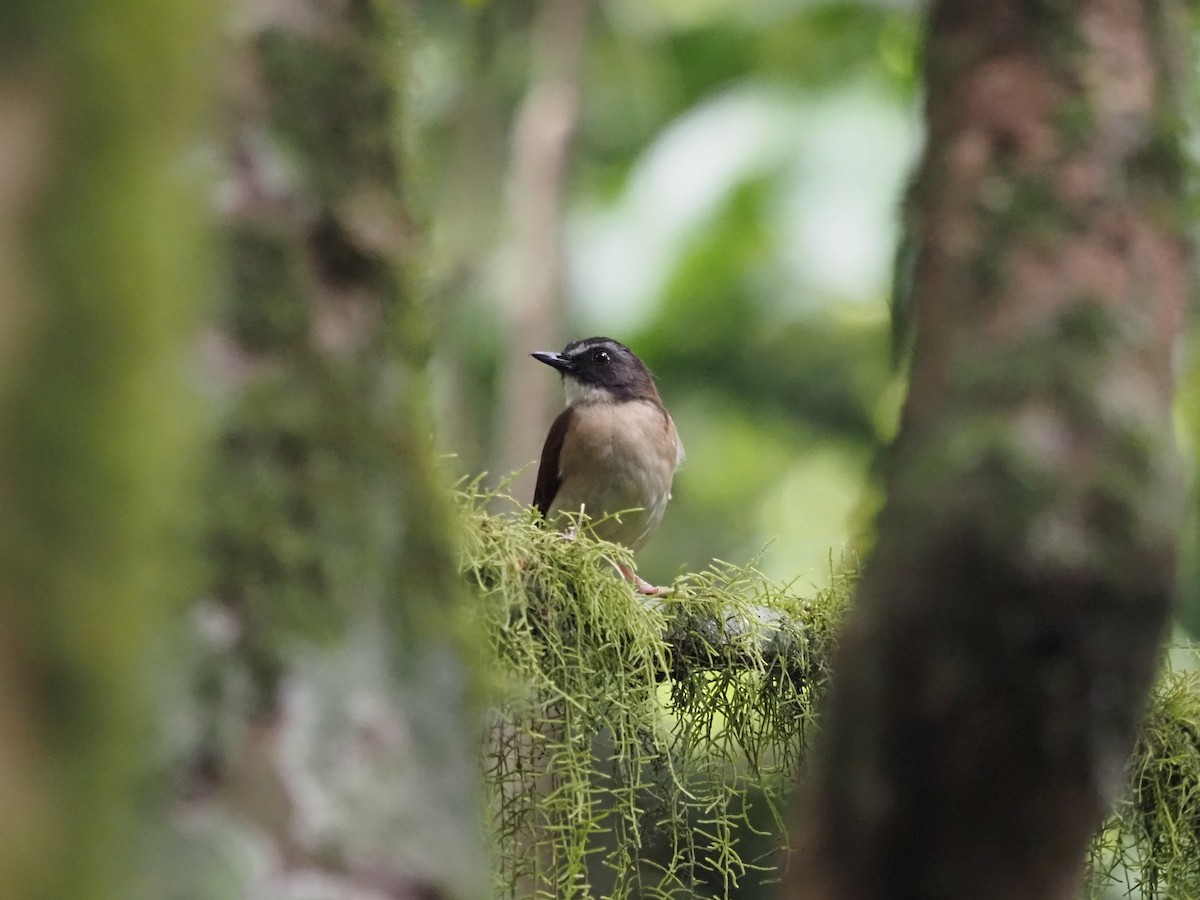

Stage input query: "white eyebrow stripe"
[{"left": 567, "top": 338, "right": 608, "bottom": 356}]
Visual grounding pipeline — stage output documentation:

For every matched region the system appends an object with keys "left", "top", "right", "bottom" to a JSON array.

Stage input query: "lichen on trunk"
[
  {"left": 790, "top": 1, "right": 1190, "bottom": 898},
  {"left": 192, "top": 1, "right": 485, "bottom": 896}
]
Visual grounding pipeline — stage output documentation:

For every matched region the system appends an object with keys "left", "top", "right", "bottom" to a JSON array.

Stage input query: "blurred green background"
[{"left": 414, "top": 0, "right": 1200, "bottom": 634}]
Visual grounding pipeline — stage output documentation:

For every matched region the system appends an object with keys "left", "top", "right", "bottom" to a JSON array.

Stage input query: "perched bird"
[{"left": 531, "top": 337, "right": 683, "bottom": 594}]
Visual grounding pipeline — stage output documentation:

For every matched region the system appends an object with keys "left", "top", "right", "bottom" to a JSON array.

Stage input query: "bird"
[{"left": 531, "top": 336, "right": 683, "bottom": 595}]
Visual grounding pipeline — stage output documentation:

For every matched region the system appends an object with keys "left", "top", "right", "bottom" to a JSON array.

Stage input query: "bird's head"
[{"left": 532, "top": 337, "right": 659, "bottom": 405}]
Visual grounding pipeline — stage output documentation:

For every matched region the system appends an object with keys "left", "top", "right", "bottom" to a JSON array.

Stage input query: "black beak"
[{"left": 531, "top": 351, "right": 574, "bottom": 374}]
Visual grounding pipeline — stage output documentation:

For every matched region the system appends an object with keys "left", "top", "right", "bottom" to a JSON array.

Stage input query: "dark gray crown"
[{"left": 558, "top": 337, "right": 657, "bottom": 401}]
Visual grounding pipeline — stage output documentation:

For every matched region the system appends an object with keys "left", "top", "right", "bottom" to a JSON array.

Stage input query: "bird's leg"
[{"left": 617, "top": 563, "right": 669, "bottom": 596}]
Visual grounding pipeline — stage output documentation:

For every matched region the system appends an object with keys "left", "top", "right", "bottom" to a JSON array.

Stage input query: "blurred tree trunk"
[
  {"left": 789, "top": 2, "right": 1188, "bottom": 899},
  {"left": 493, "top": 0, "right": 591, "bottom": 501},
  {"left": 428, "top": 5, "right": 510, "bottom": 474},
  {"left": 193, "top": 0, "right": 485, "bottom": 897},
  {"left": 0, "top": 2, "right": 217, "bottom": 899},
  {"left": 0, "top": 1, "right": 484, "bottom": 898}
]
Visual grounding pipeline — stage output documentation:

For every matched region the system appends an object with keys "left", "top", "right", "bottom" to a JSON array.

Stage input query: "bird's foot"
[{"left": 617, "top": 563, "right": 669, "bottom": 596}]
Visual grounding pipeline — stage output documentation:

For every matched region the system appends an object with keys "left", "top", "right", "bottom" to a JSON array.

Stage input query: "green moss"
[
  {"left": 1030, "top": 0, "right": 1089, "bottom": 80},
  {"left": 256, "top": 28, "right": 396, "bottom": 201},
  {"left": 939, "top": 301, "right": 1129, "bottom": 428},
  {"left": 226, "top": 227, "right": 310, "bottom": 352},
  {"left": 1056, "top": 298, "right": 1117, "bottom": 347},
  {"left": 207, "top": 356, "right": 405, "bottom": 646},
  {"left": 460, "top": 484, "right": 1200, "bottom": 899},
  {"left": 1054, "top": 97, "right": 1097, "bottom": 150},
  {"left": 966, "top": 171, "right": 1071, "bottom": 303},
  {"left": 1089, "top": 666, "right": 1200, "bottom": 897},
  {"left": 200, "top": 8, "right": 486, "bottom": 893},
  {"left": 0, "top": 1, "right": 219, "bottom": 897},
  {"left": 459, "top": 483, "right": 852, "bottom": 897},
  {"left": 1127, "top": 120, "right": 1190, "bottom": 232}
]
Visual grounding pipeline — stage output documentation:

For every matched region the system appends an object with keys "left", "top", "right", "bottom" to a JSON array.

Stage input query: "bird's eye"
[{"left": 593, "top": 349, "right": 611, "bottom": 366}]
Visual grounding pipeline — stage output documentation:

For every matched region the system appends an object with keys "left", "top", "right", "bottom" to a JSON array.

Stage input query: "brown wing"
[{"left": 533, "top": 407, "right": 574, "bottom": 517}]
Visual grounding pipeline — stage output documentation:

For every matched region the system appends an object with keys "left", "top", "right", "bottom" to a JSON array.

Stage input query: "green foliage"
[{"left": 459, "top": 483, "right": 851, "bottom": 897}]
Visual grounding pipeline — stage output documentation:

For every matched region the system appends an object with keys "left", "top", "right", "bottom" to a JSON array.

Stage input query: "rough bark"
[
  {"left": 788, "top": 2, "right": 1188, "bottom": 899},
  {"left": 193, "top": 1, "right": 485, "bottom": 897}
]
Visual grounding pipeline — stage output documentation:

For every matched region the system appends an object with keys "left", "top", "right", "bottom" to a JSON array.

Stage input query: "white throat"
[{"left": 564, "top": 378, "right": 613, "bottom": 407}]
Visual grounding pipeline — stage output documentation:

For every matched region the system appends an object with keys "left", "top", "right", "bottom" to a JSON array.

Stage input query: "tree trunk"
[
  {"left": 195, "top": 1, "right": 486, "bottom": 896},
  {"left": 0, "top": 3, "right": 217, "bottom": 898},
  {"left": 788, "top": 2, "right": 1188, "bottom": 899},
  {"left": 492, "top": 0, "right": 591, "bottom": 500}
]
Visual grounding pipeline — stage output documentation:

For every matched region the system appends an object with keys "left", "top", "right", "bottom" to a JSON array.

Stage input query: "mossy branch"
[
  {"left": 460, "top": 483, "right": 850, "bottom": 695},
  {"left": 458, "top": 482, "right": 851, "bottom": 897},
  {"left": 457, "top": 483, "right": 1200, "bottom": 899},
  {"left": 1089, "top": 663, "right": 1200, "bottom": 898}
]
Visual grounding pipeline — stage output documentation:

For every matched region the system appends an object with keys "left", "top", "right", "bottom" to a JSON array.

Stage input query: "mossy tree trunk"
[
  {"left": 0, "top": 1, "right": 484, "bottom": 898},
  {"left": 790, "top": 2, "right": 1189, "bottom": 899},
  {"left": 0, "top": 2, "right": 217, "bottom": 899},
  {"left": 194, "top": 0, "right": 485, "bottom": 897}
]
